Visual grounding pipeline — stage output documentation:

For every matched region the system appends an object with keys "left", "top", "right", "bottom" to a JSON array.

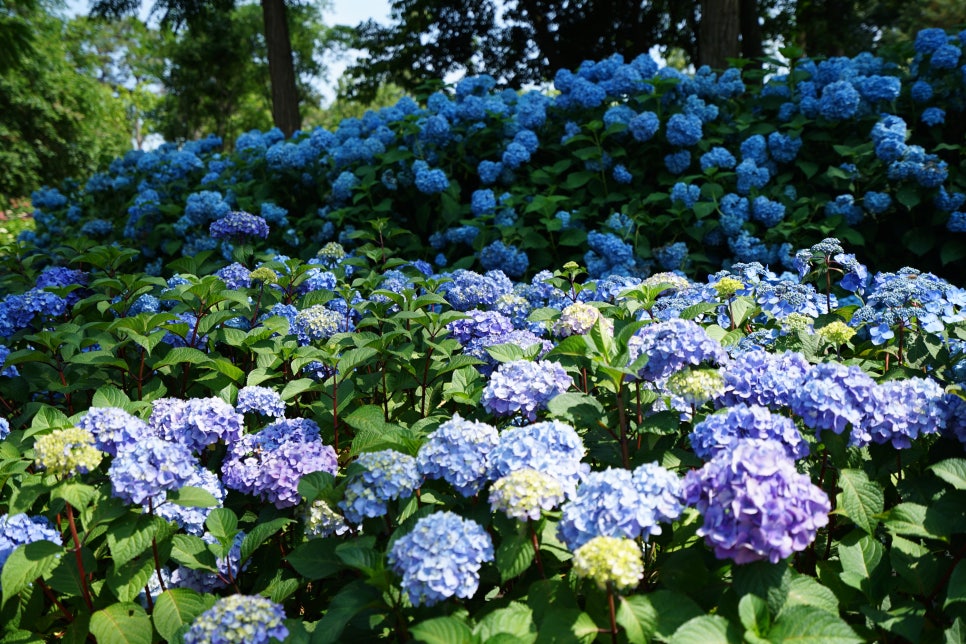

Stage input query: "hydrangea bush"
[{"left": 0, "top": 30, "right": 965, "bottom": 644}]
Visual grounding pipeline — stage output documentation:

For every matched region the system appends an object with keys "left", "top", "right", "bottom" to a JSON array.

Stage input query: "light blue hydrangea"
[
  {"left": 340, "top": 449, "right": 422, "bottom": 523},
  {"left": 481, "top": 359, "right": 572, "bottom": 421},
  {"left": 0, "top": 514, "right": 63, "bottom": 585},
  {"left": 416, "top": 414, "right": 499, "bottom": 497},
  {"left": 235, "top": 386, "right": 286, "bottom": 418},
  {"left": 387, "top": 511, "right": 493, "bottom": 606},
  {"left": 690, "top": 403, "right": 808, "bottom": 460},
  {"left": 627, "top": 318, "right": 728, "bottom": 381},
  {"left": 183, "top": 594, "right": 288, "bottom": 644},
  {"left": 488, "top": 420, "right": 588, "bottom": 498},
  {"left": 77, "top": 406, "right": 153, "bottom": 457},
  {"left": 109, "top": 436, "right": 198, "bottom": 505}
]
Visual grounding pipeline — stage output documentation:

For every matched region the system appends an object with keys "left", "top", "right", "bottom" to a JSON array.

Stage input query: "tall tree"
[{"left": 90, "top": 0, "right": 321, "bottom": 137}]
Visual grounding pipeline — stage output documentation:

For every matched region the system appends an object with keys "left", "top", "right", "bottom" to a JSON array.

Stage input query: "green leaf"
[
  {"left": 154, "top": 346, "right": 210, "bottom": 369},
  {"left": 1, "top": 541, "right": 63, "bottom": 607},
  {"left": 286, "top": 539, "right": 342, "bottom": 580},
  {"left": 495, "top": 531, "right": 535, "bottom": 583},
  {"left": 534, "top": 609, "right": 598, "bottom": 643},
  {"left": 669, "top": 615, "right": 740, "bottom": 644},
  {"left": 170, "top": 534, "right": 218, "bottom": 572},
  {"left": 838, "top": 532, "right": 886, "bottom": 601},
  {"left": 767, "top": 605, "right": 863, "bottom": 643},
  {"left": 152, "top": 588, "right": 216, "bottom": 643},
  {"left": 89, "top": 603, "right": 152, "bottom": 644},
  {"left": 167, "top": 485, "right": 219, "bottom": 508},
  {"left": 545, "top": 392, "right": 605, "bottom": 428},
  {"left": 106, "top": 556, "right": 156, "bottom": 603},
  {"left": 890, "top": 535, "right": 940, "bottom": 595},
  {"left": 205, "top": 507, "right": 239, "bottom": 551},
  {"left": 280, "top": 378, "right": 318, "bottom": 401},
  {"left": 411, "top": 616, "right": 473, "bottom": 644},
  {"left": 297, "top": 471, "right": 336, "bottom": 502},
  {"left": 91, "top": 386, "right": 133, "bottom": 410},
  {"left": 738, "top": 594, "right": 770, "bottom": 637},
  {"left": 106, "top": 514, "right": 161, "bottom": 568},
  {"left": 310, "top": 580, "right": 382, "bottom": 644},
  {"left": 51, "top": 482, "right": 98, "bottom": 511},
  {"left": 475, "top": 602, "right": 536, "bottom": 643},
  {"left": 616, "top": 595, "right": 658, "bottom": 644},
  {"left": 240, "top": 518, "right": 293, "bottom": 563},
  {"left": 645, "top": 590, "right": 705, "bottom": 640},
  {"left": 836, "top": 469, "right": 884, "bottom": 534},
  {"left": 896, "top": 185, "right": 921, "bottom": 210},
  {"left": 732, "top": 561, "right": 790, "bottom": 616},
  {"left": 930, "top": 459, "right": 966, "bottom": 490},
  {"left": 783, "top": 574, "right": 839, "bottom": 615},
  {"left": 945, "top": 560, "right": 966, "bottom": 608},
  {"left": 883, "top": 502, "right": 933, "bottom": 540}
]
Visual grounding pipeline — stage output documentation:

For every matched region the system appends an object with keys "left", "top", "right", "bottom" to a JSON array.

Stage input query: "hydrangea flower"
[
  {"left": 77, "top": 407, "right": 153, "bottom": 457},
  {"left": 867, "top": 377, "right": 946, "bottom": 448},
  {"left": 789, "top": 361, "right": 878, "bottom": 446},
  {"left": 683, "top": 439, "right": 830, "bottom": 564},
  {"left": 481, "top": 359, "right": 572, "bottom": 421},
  {"left": 171, "top": 532, "right": 247, "bottom": 593},
  {"left": 489, "top": 468, "right": 566, "bottom": 521},
  {"left": 665, "top": 367, "right": 725, "bottom": 407},
  {"left": 387, "top": 511, "right": 493, "bottom": 606},
  {"left": 209, "top": 211, "right": 270, "bottom": 240},
  {"left": 488, "top": 420, "right": 587, "bottom": 498},
  {"left": 0, "top": 514, "right": 63, "bottom": 583},
  {"left": 153, "top": 466, "right": 226, "bottom": 535},
  {"left": 109, "top": 436, "right": 198, "bottom": 505},
  {"left": 446, "top": 310, "right": 515, "bottom": 345},
  {"left": 416, "top": 414, "right": 499, "bottom": 497},
  {"left": 235, "top": 386, "right": 286, "bottom": 418},
  {"left": 554, "top": 302, "right": 612, "bottom": 338},
  {"left": 718, "top": 349, "right": 810, "bottom": 410},
  {"left": 690, "top": 403, "right": 807, "bottom": 460},
  {"left": 557, "top": 463, "right": 682, "bottom": 550},
  {"left": 150, "top": 397, "right": 244, "bottom": 452},
  {"left": 183, "top": 595, "right": 288, "bottom": 644},
  {"left": 573, "top": 536, "right": 643, "bottom": 591},
  {"left": 33, "top": 427, "right": 104, "bottom": 477},
  {"left": 627, "top": 318, "right": 728, "bottom": 381},
  {"left": 303, "top": 499, "right": 349, "bottom": 538},
  {"left": 222, "top": 418, "right": 338, "bottom": 508},
  {"left": 339, "top": 449, "right": 422, "bottom": 523}
]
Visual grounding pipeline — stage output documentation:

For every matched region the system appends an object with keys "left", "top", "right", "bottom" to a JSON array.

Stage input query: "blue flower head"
[
  {"left": 184, "top": 595, "right": 288, "bottom": 644},
  {"left": 417, "top": 414, "right": 499, "bottom": 497},
  {"left": 339, "top": 449, "right": 422, "bottom": 523},
  {"left": 488, "top": 420, "right": 587, "bottom": 498},
  {"left": 627, "top": 318, "right": 728, "bottom": 381},
  {"left": 481, "top": 359, "right": 572, "bottom": 421}
]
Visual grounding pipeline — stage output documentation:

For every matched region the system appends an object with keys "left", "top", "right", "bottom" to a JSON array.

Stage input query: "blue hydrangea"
[
  {"left": 153, "top": 466, "right": 226, "bottom": 535},
  {"left": 718, "top": 348, "right": 810, "bottom": 410},
  {"left": 915, "top": 28, "right": 949, "bottom": 55},
  {"left": 767, "top": 132, "right": 802, "bottom": 163},
  {"left": 922, "top": 107, "right": 946, "bottom": 126},
  {"left": 441, "top": 269, "right": 514, "bottom": 311},
  {"left": 149, "top": 397, "right": 243, "bottom": 452},
  {"left": 863, "top": 191, "right": 892, "bottom": 214},
  {"left": 819, "top": 81, "right": 861, "bottom": 120},
  {"left": 856, "top": 75, "right": 901, "bottom": 102},
  {"left": 413, "top": 160, "right": 450, "bottom": 194},
  {"left": 654, "top": 241, "right": 689, "bottom": 271},
  {"left": 0, "top": 514, "right": 63, "bottom": 582},
  {"left": 222, "top": 418, "right": 338, "bottom": 508},
  {"left": 628, "top": 111, "right": 660, "bottom": 142},
  {"left": 487, "top": 420, "right": 587, "bottom": 498},
  {"left": 387, "top": 511, "right": 493, "bottom": 606},
  {"left": 216, "top": 262, "right": 252, "bottom": 290},
  {"left": 479, "top": 240, "right": 529, "bottom": 278},
  {"left": 446, "top": 310, "right": 515, "bottom": 345},
  {"left": 683, "top": 439, "right": 830, "bottom": 564},
  {"left": 293, "top": 304, "right": 351, "bottom": 344},
  {"left": 235, "top": 386, "right": 286, "bottom": 418},
  {"left": 478, "top": 160, "right": 504, "bottom": 184},
  {"left": 557, "top": 463, "right": 682, "bottom": 550},
  {"left": 931, "top": 44, "right": 961, "bottom": 69},
  {"left": 109, "top": 436, "right": 198, "bottom": 505},
  {"left": 78, "top": 407, "right": 153, "bottom": 456},
  {"left": 481, "top": 359, "right": 572, "bottom": 421},
  {"left": 664, "top": 150, "right": 691, "bottom": 174},
  {"left": 340, "top": 449, "right": 422, "bottom": 523},
  {"left": 665, "top": 113, "right": 703, "bottom": 147},
  {"left": 627, "top": 318, "right": 728, "bottom": 381},
  {"left": 867, "top": 377, "right": 946, "bottom": 448},
  {"left": 0, "top": 345, "right": 19, "bottom": 378},
  {"left": 789, "top": 362, "right": 877, "bottom": 446},
  {"left": 735, "top": 159, "right": 770, "bottom": 194},
  {"left": 416, "top": 414, "right": 499, "bottom": 497},
  {"left": 209, "top": 211, "right": 270, "bottom": 240},
  {"left": 699, "top": 147, "right": 737, "bottom": 171},
  {"left": 612, "top": 164, "right": 633, "bottom": 184},
  {"left": 184, "top": 595, "right": 288, "bottom": 644},
  {"left": 691, "top": 403, "right": 807, "bottom": 460},
  {"left": 910, "top": 80, "right": 934, "bottom": 102},
  {"left": 752, "top": 196, "right": 786, "bottom": 227},
  {"left": 670, "top": 183, "right": 701, "bottom": 208},
  {"left": 471, "top": 189, "right": 496, "bottom": 217}
]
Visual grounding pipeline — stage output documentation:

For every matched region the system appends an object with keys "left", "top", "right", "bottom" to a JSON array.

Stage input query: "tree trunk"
[
  {"left": 261, "top": 0, "right": 300, "bottom": 137},
  {"left": 698, "top": 0, "right": 740, "bottom": 69},
  {"left": 739, "top": 0, "right": 763, "bottom": 61}
]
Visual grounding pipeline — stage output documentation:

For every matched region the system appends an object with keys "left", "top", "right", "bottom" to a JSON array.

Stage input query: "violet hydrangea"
[
  {"left": 481, "top": 359, "right": 572, "bottom": 421},
  {"left": 235, "top": 385, "right": 286, "bottom": 418},
  {"left": 416, "top": 414, "right": 499, "bottom": 497},
  {"left": 627, "top": 318, "right": 728, "bottom": 381},
  {"left": 108, "top": 436, "right": 198, "bottom": 505}
]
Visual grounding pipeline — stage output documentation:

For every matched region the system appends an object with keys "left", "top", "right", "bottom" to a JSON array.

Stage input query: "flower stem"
[
  {"left": 528, "top": 520, "right": 546, "bottom": 579},
  {"left": 607, "top": 584, "right": 619, "bottom": 644},
  {"left": 66, "top": 503, "right": 94, "bottom": 612}
]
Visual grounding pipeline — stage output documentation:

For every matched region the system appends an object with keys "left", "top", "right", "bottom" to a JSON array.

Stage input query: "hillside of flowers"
[{"left": 0, "top": 27, "right": 966, "bottom": 644}]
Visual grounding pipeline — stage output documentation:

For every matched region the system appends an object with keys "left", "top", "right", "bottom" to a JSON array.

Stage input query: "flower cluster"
[
  {"left": 339, "top": 449, "right": 422, "bottom": 523},
  {"left": 572, "top": 536, "right": 644, "bottom": 591},
  {"left": 627, "top": 318, "right": 728, "bottom": 381},
  {"left": 489, "top": 468, "right": 566, "bottom": 521},
  {"left": 416, "top": 414, "right": 499, "bottom": 496},
  {"left": 108, "top": 436, "right": 198, "bottom": 505},
  {"left": 150, "top": 397, "right": 244, "bottom": 452},
  {"left": 553, "top": 302, "right": 613, "bottom": 338},
  {"left": 683, "top": 439, "right": 830, "bottom": 564},
  {"left": 387, "top": 511, "right": 493, "bottom": 606},
  {"left": 481, "top": 359, "right": 572, "bottom": 421},
  {"left": 303, "top": 499, "right": 349, "bottom": 539},
  {"left": 689, "top": 403, "right": 808, "bottom": 460},
  {"left": 235, "top": 386, "right": 286, "bottom": 418},
  {"left": 184, "top": 595, "right": 288, "bottom": 644},
  {"left": 209, "top": 211, "right": 270, "bottom": 240},
  {"left": 487, "top": 420, "right": 588, "bottom": 498},
  {"left": 33, "top": 427, "right": 104, "bottom": 477},
  {"left": 77, "top": 406, "right": 152, "bottom": 456}
]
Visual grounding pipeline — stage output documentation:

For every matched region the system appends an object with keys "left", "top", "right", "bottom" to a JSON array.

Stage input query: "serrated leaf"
[
  {"left": 280, "top": 378, "right": 318, "bottom": 400},
  {"left": 240, "top": 518, "right": 292, "bottom": 563},
  {"left": 152, "top": 588, "right": 216, "bottom": 643},
  {"left": 535, "top": 609, "right": 598, "bottom": 643},
  {"left": 89, "top": 603, "right": 152, "bottom": 644},
  {"left": 883, "top": 502, "right": 933, "bottom": 540},
  {"left": 106, "top": 556, "right": 156, "bottom": 603},
  {"left": 170, "top": 534, "right": 218, "bottom": 572},
  {"left": 732, "top": 561, "right": 790, "bottom": 616},
  {"left": 930, "top": 459, "right": 966, "bottom": 490},
  {"left": 167, "top": 485, "right": 219, "bottom": 508},
  {"left": 1, "top": 541, "right": 63, "bottom": 607},
  {"left": 836, "top": 469, "right": 883, "bottom": 534},
  {"left": 51, "top": 483, "right": 98, "bottom": 511},
  {"left": 495, "top": 532, "right": 535, "bottom": 583},
  {"left": 838, "top": 532, "right": 886, "bottom": 601},
  {"left": 616, "top": 595, "right": 658, "bottom": 644},
  {"left": 106, "top": 514, "right": 161, "bottom": 568},
  {"left": 205, "top": 508, "right": 239, "bottom": 550},
  {"left": 91, "top": 386, "right": 133, "bottom": 410},
  {"left": 475, "top": 602, "right": 536, "bottom": 642},
  {"left": 154, "top": 347, "right": 209, "bottom": 369},
  {"left": 646, "top": 590, "right": 705, "bottom": 640},
  {"left": 411, "top": 616, "right": 473, "bottom": 644},
  {"left": 310, "top": 580, "right": 381, "bottom": 644},
  {"left": 286, "top": 539, "right": 342, "bottom": 580},
  {"left": 669, "top": 615, "right": 739, "bottom": 644},
  {"left": 945, "top": 560, "right": 966, "bottom": 608},
  {"left": 767, "top": 605, "right": 863, "bottom": 643},
  {"left": 783, "top": 574, "right": 839, "bottom": 614}
]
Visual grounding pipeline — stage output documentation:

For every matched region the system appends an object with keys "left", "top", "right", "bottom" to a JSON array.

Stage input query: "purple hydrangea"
[
  {"left": 481, "top": 359, "right": 572, "bottom": 421},
  {"left": 683, "top": 439, "right": 830, "bottom": 564},
  {"left": 339, "top": 449, "right": 422, "bottom": 524},
  {"left": 387, "top": 511, "right": 493, "bottom": 606},
  {"left": 235, "top": 386, "right": 286, "bottom": 418},
  {"left": 627, "top": 318, "right": 729, "bottom": 381},
  {"left": 866, "top": 377, "right": 946, "bottom": 448},
  {"left": 558, "top": 463, "right": 682, "bottom": 550},
  {"left": 77, "top": 406, "right": 153, "bottom": 456},
  {"left": 718, "top": 349, "right": 810, "bottom": 410},
  {"left": 416, "top": 414, "right": 499, "bottom": 497},
  {"left": 222, "top": 418, "right": 338, "bottom": 508},
  {"left": 209, "top": 211, "right": 270, "bottom": 239},
  {"left": 109, "top": 436, "right": 198, "bottom": 505},
  {"left": 690, "top": 403, "right": 808, "bottom": 460},
  {"left": 487, "top": 420, "right": 588, "bottom": 498},
  {"left": 446, "top": 310, "right": 515, "bottom": 345},
  {"left": 184, "top": 595, "right": 288, "bottom": 644},
  {"left": 789, "top": 362, "right": 877, "bottom": 446},
  {"left": 149, "top": 397, "right": 244, "bottom": 452}
]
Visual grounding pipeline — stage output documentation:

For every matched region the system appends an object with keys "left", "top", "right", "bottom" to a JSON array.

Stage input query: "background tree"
[{"left": 0, "top": 2, "right": 129, "bottom": 205}]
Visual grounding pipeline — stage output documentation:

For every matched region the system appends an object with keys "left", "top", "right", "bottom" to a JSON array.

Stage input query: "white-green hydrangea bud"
[
  {"left": 34, "top": 427, "right": 104, "bottom": 477},
  {"left": 249, "top": 267, "right": 278, "bottom": 284},
  {"left": 666, "top": 367, "right": 725, "bottom": 406},
  {"left": 713, "top": 276, "right": 744, "bottom": 299},
  {"left": 317, "top": 242, "right": 346, "bottom": 261},
  {"left": 641, "top": 272, "right": 690, "bottom": 293},
  {"left": 489, "top": 468, "right": 566, "bottom": 521},
  {"left": 553, "top": 302, "right": 613, "bottom": 338},
  {"left": 303, "top": 499, "right": 349, "bottom": 539},
  {"left": 818, "top": 320, "right": 856, "bottom": 345},
  {"left": 781, "top": 312, "right": 813, "bottom": 333},
  {"left": 572, "top": 536, "right": 644, "bottom": 591}
]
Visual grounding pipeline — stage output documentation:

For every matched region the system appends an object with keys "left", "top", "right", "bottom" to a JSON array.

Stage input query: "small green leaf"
[
  {"left": 930, "top": 459, "right": 966, "bottom": 490},
  {"left": 836, "top": 469, "right": 884, "bottom": 534},
  {"left": 286, "top": 539, "right": 342, "bottom": 580},
  {"left": 1, "top": 541, "right": 63, "bottom": 607},
  {"left": 240, "top": 518, "right": 293, "bottom": 563},
  {"left": 205, "top": 508, "right": 239, "bottom": 551},
  {"left": 767, "top": 605, "right": 863, "bottom": 643},
  {"left": 91, "top": 386, "right": 133, "bottom": 410},
  {"left": 616, "top": 595, "right": 658, "bottom": 644},
  {"left": 51, "top": 483, "right": 98, "bottom": 511},
  {"left": 152, "top": 588, "right": 216, "bottom": 643},
  {"left": 411, "top": 616, "right": 473, "bottom": 644},
  {"left": 475, "top": 602, "right": 536, "bottom": 642},
  {"left": 154, "top": 347, "right": 210, "bottom": 369},
  {"left": 738, "top": 594, "right": 770, "bottom": 637},
  {"left": 167, "top": 485, "right": 219, "bottom": 508},
  {"left": 669, "top": 615, "right": 740, "bottom": 644},
  {"left": 89, "top": 603, "right": 152, "bottom": 644},
  {"left": 170, "top": 534, "right": 218, "bottom": 572},
  {"left": 783, "top": 574, "right": 839, "bottom": 615},
  {"left": 495, "top": 532, "right": 535, "bottom": 583},
  {"left": 106, "top": 514, "right": 161, "bottom": 568}
]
